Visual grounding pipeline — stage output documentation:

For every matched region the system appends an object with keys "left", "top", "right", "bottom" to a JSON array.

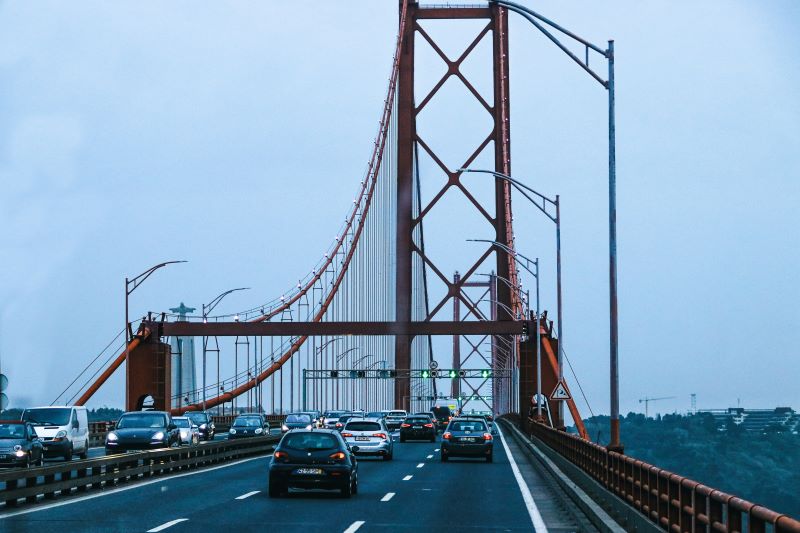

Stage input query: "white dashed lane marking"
[
  {"left": 381, "top": 492, "right": 395, "bottom": 502},
  {"left": 343, "top": 520, "right": 366, "bottom": 533},
  {"left": 147, "top": 519, "right": 188, "bottom": 532},
  {"left": 402, "top": 475, "right": 413, "bottom": 481},
  {"left": 235, "top": 491, "right": 260, "bottom": 500}
]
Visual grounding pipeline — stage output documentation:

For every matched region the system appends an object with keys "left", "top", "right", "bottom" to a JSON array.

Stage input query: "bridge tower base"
[{"left": 126, "top": 340, "right": 173, "bottom": 412}]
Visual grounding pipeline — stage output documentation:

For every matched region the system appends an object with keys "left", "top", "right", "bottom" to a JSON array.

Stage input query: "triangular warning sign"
[{"left": 549, "top": 380, "right": 571, "bottom": 401}]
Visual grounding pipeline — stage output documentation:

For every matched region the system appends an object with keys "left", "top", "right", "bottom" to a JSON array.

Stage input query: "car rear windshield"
[
  {"left": 22, "top": 408, "right": 71, "bottom": 426},
  {"left": 388, "top": 411, "right": 406, "bottom": 416},
  {"left": 282, "top": 433, "right": 338, "bottom": 450},
  {"left": 286, "top": 414, "right": 311, "bottom": 423},
  {"left": 345, "top": 421, "right": 381, "bottom": 432},
  {"left": 117, "top": 413, "right": 167, "bottom": 429},
  {"left": 323, "top": 411, "right": 345, "bottom": 418},
  {"left": 431, "top": 407, "right": 451, "bottom": 419},
  {"left": 366, "top": 412, "right": 384, "bottom": 418},
  {"left": 406, "top": 418, "right": 430, "bottom": 424},
  {"left": 450, "top": 421, "right": 487, "bottom": 432},
  {"left": 0, "top": 423, "right": 26, "bottom": 438}
]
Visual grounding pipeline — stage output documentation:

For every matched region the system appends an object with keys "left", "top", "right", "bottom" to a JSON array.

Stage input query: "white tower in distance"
[{"left": 169, "top": 303, "right": 197, "bottom": 408}]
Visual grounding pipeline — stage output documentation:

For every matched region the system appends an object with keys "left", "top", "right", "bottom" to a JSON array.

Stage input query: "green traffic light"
[
  {"left": 422, "top": 370, "right": 430, "bottom": 378},
  {"left": 481, "top": 370, "right": 491, "bottom": 378},
  {"left": 449, "top": 370, "right": 456, "bottom": 378}
]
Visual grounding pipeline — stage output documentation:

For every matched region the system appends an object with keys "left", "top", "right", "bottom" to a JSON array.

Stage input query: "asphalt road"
[{"left": 1, "top": 426, "right": 540, "bottom": 532}]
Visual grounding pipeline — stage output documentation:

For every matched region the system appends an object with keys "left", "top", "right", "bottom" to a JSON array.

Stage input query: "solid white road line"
[
  {"left": 402, "top": 475, "right": 413, "bottom": 481},
  {"left": 416, "top": 463, "right": 424, "bottom": 468},
  {"left": 381, "top": 492, "right": 396, "bottom": 502},
  {"left": 497, "top": 425, "right": 549, "bottom": 533},
  {"left": 343, "top": 520, "right": 366, "bottom": 533},
  {"left": 147, "top": 518, "right": 189, "bottom": 532},
  {"left": 235, "top": 491, "right": 260, "bottom": 500},
  {"left": 426, "top": 454, "right": 433, "bottom": 459},
  {"left": 0, "top": 454, "right": 272, "bottom": 520}
]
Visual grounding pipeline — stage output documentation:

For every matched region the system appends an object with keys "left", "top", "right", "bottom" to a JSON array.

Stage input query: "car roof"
[{"left": 123, "top": 410, "right": 168, "bottom": 415}]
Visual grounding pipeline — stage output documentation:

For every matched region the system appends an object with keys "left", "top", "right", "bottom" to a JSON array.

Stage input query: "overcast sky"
[{"left": 0, "top": 1, "right": 797, "bottom": 416}]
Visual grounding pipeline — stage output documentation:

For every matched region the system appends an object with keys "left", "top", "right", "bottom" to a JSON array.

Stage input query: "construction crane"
[{"left": 639, "top": 396, "right": 676, "bottom": 418}]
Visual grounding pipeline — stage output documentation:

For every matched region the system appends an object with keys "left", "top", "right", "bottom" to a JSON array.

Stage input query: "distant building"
[
  {"left": 169, "top": 303, "right": 197, "bottom": 408},
  {"left": 698, "top": 407, "right": 799, "bottom": 433}
]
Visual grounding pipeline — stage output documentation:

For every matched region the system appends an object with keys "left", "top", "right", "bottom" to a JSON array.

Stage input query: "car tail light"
[
  {"left": 483, "top": 433, "right": 492, "bottom": 441},
  {"left": 274, "top": 451, "right": 288, "bottom": 460},
  {"left": 400, "top": 423, "right": 411, "bottom": 428},
  {"left": 424, "top": 423, "right": 433, "bottom": 428},
  {"left": 329, "top": 451, "right": 346, "bottom": 461},
  {"left": 442, "top": 432, "right": 451, "bottom": 440},
  {"left": 372, "top": 433, "right": 387, "bottom": 440},
  {"left": 335, "top": 423, "right": 343, "bottom": 428},
  {"left": 341, "top": 432, "right": 353, "bottom": 437}
]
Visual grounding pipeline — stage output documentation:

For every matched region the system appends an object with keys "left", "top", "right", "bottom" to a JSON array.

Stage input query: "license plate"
[
  {"left": 413, "top": 426, "right": 422, "bottom": 429},
  {"left": 295, "top": 468, "right": 323, "bottom": 475},
  {"left": 0, "top": 455, "right": 6, "bottom": 459},
  {"left": 461, "top": 437, "right": 477, "bottom": 442},
  {"left": 355, "top": 436, "right": 370, "bottom": 441}
]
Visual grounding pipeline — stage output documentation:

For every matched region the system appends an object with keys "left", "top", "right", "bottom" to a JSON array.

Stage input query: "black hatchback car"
[
  {"left": 105, "top": 411, "right": 180, "bottom": 453},
  {"left": 269, "top": 429, "right": 359, "bottom": 498},
  {"left": 0, "top": 421, "right": 43, "bottom": 468},
  {"left": 229, "top": 414, "right": 270, "bottom": 439},
  {"left": 185, "top": 411, "right": 216, "bottom": 441},
  {"left": 399, "top": 415, "right": 436, "bottom": 442},
  {"left": 441, "top": 418, "right": 493, "bottom": 462}
]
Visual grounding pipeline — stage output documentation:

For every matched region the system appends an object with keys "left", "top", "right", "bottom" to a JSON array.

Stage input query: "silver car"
[
  {"left": 172, "top": 416, "right": 199, "bottom": 446},
  {"left": 341, "top": 418, "right": 393, "bottom": 460},
  {"left": 385, "top": 410, "right": 408, "bottom": 431}
]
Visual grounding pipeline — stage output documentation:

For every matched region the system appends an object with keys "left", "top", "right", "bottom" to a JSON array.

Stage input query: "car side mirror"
[
  {"left": 350, "top": 445, "right": 360, "bottom": 453},
  {"left": 72, "top": 420, "right": 79, "bottom": 429},
  {"left": 168, "top": 424, "right": 177, "bottom": 431}
]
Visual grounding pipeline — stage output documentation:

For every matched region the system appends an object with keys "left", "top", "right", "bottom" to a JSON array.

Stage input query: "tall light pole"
[
  {"left": 125, "top": 260, "right": 186, "bottom": 409},
  {"left": 202, "top": 287, "right": 250, "bottom": 412},
  {"left": 461, "top": 169, "right": 563, "bottom": 385},
  {"left": 488, "top": 0, "right": 621, "bottom": 451},
  {"left": 468, "top": 240, "right": 542, "bottom": 420}
]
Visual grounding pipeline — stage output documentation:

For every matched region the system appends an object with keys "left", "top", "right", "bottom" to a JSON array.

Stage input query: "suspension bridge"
[{"left": 4, "top": 2, "right": 798, "bottom": 532}]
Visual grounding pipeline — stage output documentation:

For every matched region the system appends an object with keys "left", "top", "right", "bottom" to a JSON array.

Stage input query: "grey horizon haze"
[{"left": 0, "top": 1, "right": 798, "bottom": 417}]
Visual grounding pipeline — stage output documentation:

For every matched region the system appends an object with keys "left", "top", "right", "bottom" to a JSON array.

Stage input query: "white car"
[
  {"left": 172, "top": 417, "right": 199, "bottom": 446},
  {"left": 385, "top": 410, "right": 408, "bottom": 431}
]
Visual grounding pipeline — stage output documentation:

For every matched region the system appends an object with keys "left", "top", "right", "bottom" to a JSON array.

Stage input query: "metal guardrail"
[
  {"left": 527, "top": 419, "right": 800, "bottom": 533},
  {"left": 211, "top": 414, "right": 287, "bottom": 431},
  {"left": 0, "top": 435, "right": 279, "bottom": 508}
]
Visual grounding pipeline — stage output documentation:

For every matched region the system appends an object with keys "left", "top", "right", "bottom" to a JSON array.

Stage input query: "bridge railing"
[
  {"left": 528, "top": 420, "right": 800, "bottom": 533},
  {"left": 0, "top": 436, "right": 278, "bottom": 509}
]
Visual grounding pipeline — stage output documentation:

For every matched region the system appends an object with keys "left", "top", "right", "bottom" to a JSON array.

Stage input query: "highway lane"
[{"left": 2, "top": 426, "right": 540, "bottom": 532}]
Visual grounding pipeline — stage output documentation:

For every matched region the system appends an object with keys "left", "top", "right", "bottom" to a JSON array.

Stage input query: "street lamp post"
[
  {"left": 468, "top": 240, "right": 543, "bottom": 420},
  {"left": 486, "top": 0, "right": 621, "bottom": 450},
  {"left": 461, "top": 169, "right": 564, "bottom": 386},
  {"left": 125, "top": 260, "right": 187, "bottom": 409},
  {"left": 202, "top": 287, "right": 250, "bottom": 412}
]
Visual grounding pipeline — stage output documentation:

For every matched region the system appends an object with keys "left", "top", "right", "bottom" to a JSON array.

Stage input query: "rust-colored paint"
[
  {"left": 75, "top": 327, "right": 150, "bottom": 406},
  {"left": 126, "top": 340, "right": 172, "bottom": 411}
]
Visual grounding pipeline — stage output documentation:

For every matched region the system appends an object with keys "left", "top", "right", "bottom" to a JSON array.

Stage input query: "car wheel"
[
  {"left": 79, "top": 450, "right": 88, "bottom": 460},
  {"left": 383, "top": 452, "right": 393, "bottom": 461},
  {"left": 399, "top": 436, "right": 406, "bottom": 443},
  {"left": 441, "top": 453, "right": 448, "bottom": 462},
  {"left": 486, "top": 454, "right": 493, "bottom": 463},
  {"left": 64, "top": 444, "right": 73, "bottom": 462},
  {"left": 351, "top": 473, "right": 358, "bottom": 495},
  {"left": 340, "top": 479, "right": 353, "bottom": 498},
  {"left": 37, "top": 455, "right": 44, "bottom": 467},
  {"left": 430, "top": 435, "right": 436, "bottom": 442},
  {"left": 268, "top": 482, "right": 284, "bottom": 498}
]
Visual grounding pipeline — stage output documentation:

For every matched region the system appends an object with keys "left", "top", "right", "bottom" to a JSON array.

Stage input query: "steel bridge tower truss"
[{"left": 395, "top": 2, "right": 518, "bottom": 413}]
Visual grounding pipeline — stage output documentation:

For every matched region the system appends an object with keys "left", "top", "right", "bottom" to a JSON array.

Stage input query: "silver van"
[{"left": 21, "top": 406, "right": 90, "bottom": 460}]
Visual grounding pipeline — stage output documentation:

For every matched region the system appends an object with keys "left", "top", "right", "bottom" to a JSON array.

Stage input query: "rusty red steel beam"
[
  {"left": 74, "top": 327, "right": 150, "bottom": 406},
  {"left": 154, "top": 320, "right": 529, "bottom": 338},
  {"left": 527, "top": 421, "right": 800, "bottom": 533}
]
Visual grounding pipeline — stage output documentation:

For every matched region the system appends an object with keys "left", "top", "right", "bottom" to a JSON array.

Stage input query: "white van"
[{"left": 21, "top": 406, "right": 89, "bottom": 460}]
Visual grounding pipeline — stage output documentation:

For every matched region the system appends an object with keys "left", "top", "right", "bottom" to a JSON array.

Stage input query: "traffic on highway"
[{"left": 0, "top": 402, "right": 545, "bottom": 532}]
